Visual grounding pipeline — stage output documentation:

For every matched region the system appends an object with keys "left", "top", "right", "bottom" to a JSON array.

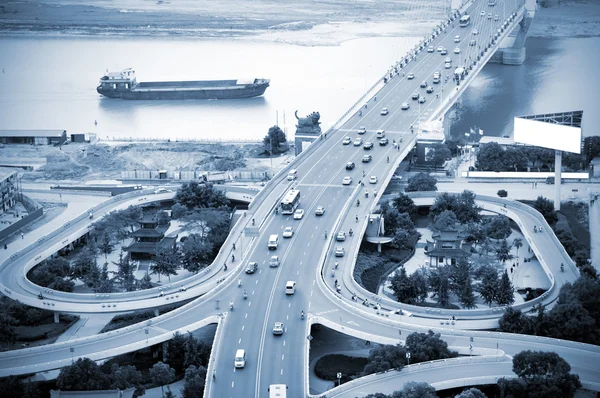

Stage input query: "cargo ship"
[{"left": 96, "top": 68, "right": 269, "bottom": 100}]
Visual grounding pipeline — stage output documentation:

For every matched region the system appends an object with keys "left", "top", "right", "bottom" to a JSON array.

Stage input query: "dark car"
[
  {"left": 345, "top": 162, "right": 355, "bottom": 170},
  {"left": 412, "top": 92, "right": 420, "bottom": 100},
  {"left": 426, "top": 86, "right": 434, "bottom": 93},
  {"left": 363, "top": 142, "right": 373, "bottom": 150},
  {"left": 420, "top": 81, "right": 427, "bottom": 88},
  {"left": 245, "top": 262, "right": 258, "bottom": 274},
  {"left": 379, "top": 138, "right": 389, "bottom": 146}
]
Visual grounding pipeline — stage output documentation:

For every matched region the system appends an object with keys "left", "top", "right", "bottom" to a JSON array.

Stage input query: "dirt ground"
[
  {"left": 528, "top": 0, "right": 600, "bottom": 38},
  {"left": 12, "top": 140, "right": 283, "bottom": 182}
]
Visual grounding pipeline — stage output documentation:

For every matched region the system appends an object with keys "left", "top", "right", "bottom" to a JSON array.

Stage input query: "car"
[
  {"left": 411, "top": 92, "right": 420, "bottom": 100},
  {"left": 334, "top": 246, "right": 345, "bottom": 257},
  {"left": 445, "top": 62, "right": 452, "bottom": 69},
  {"left": 420, "top": 81, "right": 427, "bottom": 88},
  {"left": 342, "top": 176, "right": 352, "bottom": 185},
  {"left": 470, "top": 39, "right": 476, "bottom": 46},
  {"left": 473, "top": 29, "right": 479, "bottom": 35},
  {"left": 494, "top": 14, "right": 499, "bottom": 21},
  {"left": 315, "top": 206, "right": 325, "bottom": 216},
  {"left": 293, "top": 209, "right": 304, "bottom": 219},
  {"left": 445, "top": 57, "right": 452, "bottom": 63},
  {"left": 380, "top": 108, "right": 389, "bottom": 116},
  {"left": 454, "top": 47, "right": 461, "bottom": 54},
  {"left": 488, "top": 13, "right": 492, "bottom": 19},
  {"left": 345, "top": 162, "right": 355, "bottom": 170},
  {"left": 427, "top": 46, "right": 434, "bottom": 52},
  {"left": 480, "top": 10, "right": 485, "bottom": 16},
  {"left": 362, "top": 154, "right": 372, "bottom": 163},
  {"left": 391, "top": 174, "right": 403, "bottom": 181},
  {"left": 407, "top": 73, "right": 415, "bottom": 80},
  {"left": 437, "top": 45, "right": 444, "bottom": 52},
  {"left": 342, "top": 136, "right": 352, "bottom": 145},
  {"left": 401, "top": 102, "right": 410, "bottom": 110},
  {"left": 336, "top": 231, "right": 346, "bottom": 242},
  {"left": 353, "top": 138, "right": 363, "bottom": 146},
  {"left": 269, "top": 255, "right": 280, "bottom": 267},
  {"left": 283, "top": 227, "right": 294, "bottom": 238},
  {"left": 426, "top": 86, "right": 434, "bottom": 93},
  {"left": 363, "top": 142, "right": 373, "bottom": 150},
  {"left": 379, "top": 138, "right": 389, "bottom": 146},
  {"left": 369, "top": 176, "right": 378, "bottom": 184},
  {"left": 376, "top": 130, "right": 385, "bottom": 138},
  {"left": 358, "top": 126, "right": 367, "bottom": 134},
  {"left": 419, "top": 96, "right": 426, "bottom": 103},
  {"left": 154, "top": 188, "right": 172, "bottom": 194},
  {"left": 454, "top": 35, "right": 460, "bottom": 42},
  {"left": 272, "top": 322, "right": 285, "bottom": 335},
  {"left": 245, "top": 262, "right": 258, "bottom": 274},
  {"left": 441, "top": 48, "right": 448, "bottom": 55}
]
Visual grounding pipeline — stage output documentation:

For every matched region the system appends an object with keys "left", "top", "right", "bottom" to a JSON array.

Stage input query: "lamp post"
[{"left": 70, "top": 347, "right": 74, "bottom": 363}]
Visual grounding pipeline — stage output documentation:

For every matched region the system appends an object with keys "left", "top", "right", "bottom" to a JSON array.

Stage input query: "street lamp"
[{"left": 406, "top": 351, "right": 411, "bottom": 365}]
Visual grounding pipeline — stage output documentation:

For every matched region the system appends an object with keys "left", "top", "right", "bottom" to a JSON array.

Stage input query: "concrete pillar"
[
  {"left": 54, "top": 312, "right": 60, "bottom": 323},
  {"left": 154, "top": 308, "right": 159, "bottom": 317},
  {"left": 377, "top": 242, "right": 382, "bottom": 253},
  {"left": 555, "top": 150, "right": 562, "bottom": 211}
]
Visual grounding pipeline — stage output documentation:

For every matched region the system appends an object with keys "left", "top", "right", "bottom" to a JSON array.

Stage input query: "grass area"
[
  {"left": 100, "top": 300, "right": 191, "bottom": 333},
  {"left": 11, "top": 315, "right": 78, "bottom": 348},
  {"left": 354, "top": 242, "right": 412, "bottom": 293},
  {"left": 314, "top": 354, "right": 368, "bottom": 383}
]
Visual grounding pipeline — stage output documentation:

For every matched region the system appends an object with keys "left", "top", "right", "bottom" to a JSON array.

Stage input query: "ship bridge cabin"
[{"left": 99, "top": 68, "right": 137, "bottom": 91}]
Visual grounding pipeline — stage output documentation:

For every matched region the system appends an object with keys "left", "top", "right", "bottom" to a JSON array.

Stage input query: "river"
[{"left": 0, "top": 35, "right": 598, "bottom": 142}]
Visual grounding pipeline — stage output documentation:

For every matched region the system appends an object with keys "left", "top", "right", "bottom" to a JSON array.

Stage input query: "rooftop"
[
  {"left": 479, "top": 136, "right": 515, "bottom": 146},
  {"left": 0, "top": 129, "right": 66, "bottom": 138},
  {"left": 0, "top": 167, "right": 17, "bottom": 181}
]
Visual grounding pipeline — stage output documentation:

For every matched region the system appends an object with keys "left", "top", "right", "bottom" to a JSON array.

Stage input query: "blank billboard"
[{"left": 514, "top": 117, "right": 581, "bottom": 154}]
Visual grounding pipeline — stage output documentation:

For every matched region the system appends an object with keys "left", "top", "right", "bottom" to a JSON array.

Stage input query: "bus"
[
  {"left": 280, "top": 189, "right": 300, "bottom": 215},
  {"left": 269, "top": 384, "right": 287, "bottom": 398},
  {"left": 459, "top": 15, "right": 471, "bottom": 27}
]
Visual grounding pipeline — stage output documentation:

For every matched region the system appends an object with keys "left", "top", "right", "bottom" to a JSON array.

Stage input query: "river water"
[
  {"left": 0, "top": 36, "right": 415, "bottom": 141},
  {"left": 0, "top": 35, "right": 598, "bottom": 141}
]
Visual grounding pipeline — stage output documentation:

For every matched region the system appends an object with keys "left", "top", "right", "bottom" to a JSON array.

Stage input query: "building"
[
  {"left": 425, "top": 229, "right": 471, "bottom": 266},
  {"left": 125, "top": 211, "right": 177, "bottom": 260},
  {"left": 0, "top": 129, "right": 67, "bottom": 145},
  {"left": 0, "top": 167, "right": 17, "bottom": 214},
  {"left": 50, "top": 388, "right": 135, "bottom": 398}
]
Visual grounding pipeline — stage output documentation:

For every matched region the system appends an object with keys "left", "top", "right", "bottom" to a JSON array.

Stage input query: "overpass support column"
[
  {"left": 555, "top": 150, "right": 562, "bottom": 211},
  {"left": 54, "top": 312, "right": 60, "bottom": 323},
  {"left": 377, "top": 242, "right": 382, "bottom": 253},
  {"left": 154, "top": 308, "right": 159, "bottom": 317}
]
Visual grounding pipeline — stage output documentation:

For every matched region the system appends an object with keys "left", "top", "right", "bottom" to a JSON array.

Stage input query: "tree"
[
  {"left": 362, "top": 344, "right": 406, "bottom": 375},
  {"left": 113, "top": 251, "right": 136, "bottom": 291},
  {"left": 168, "top": 332, "right": 187, "bottom": 375},
  {"left": 184, "top": 333, "right": 208, "bottom": 369},
  {"left": 583, "top": 135, "right": 600, "bottom": 163},
  {"left": 478, "top": 267, "right": 498, "bottom": 307},
  {"left": 495, "top": 239, "right": 513, "bottom": 264},
  {"left": 151, "top": 247, "right": 179, "bottom": 283},
  {"left": 454, "top": 388, "right": 487, "bottom": 398},
  {"left": 149, "top": 362, "right": 176, "bottom": 398},
  {"left": 498, "top": 308, "right": 533, "bottom": 334},
  {"left": 175, "top": 181, "right": 229, "bottom": 210},
  {"left": 405, "top": 330, "right": 458, "bottom": 363},
  {"left": 405, "top": 172, "right": 437, "bottom": 192},
  {"left": 56, "top": 358, "right": 109, "bottom": 391},
  {"left": 263, "top": 125, "right": 287, "bottom": 154},
  {"left": 411, "top": 269, "right": 429, "bottom": 303},
  {"left": 380, "top": 203, "right": 404, "bottom": 235},
  {"left": 496, "top": 270, "right": 515, "bottom": 305},
  {"left": 432, "top": 210, "right": 458, "bottom": 231},
  {"left": 430, "top": 191, "right": 481, "bottom": 224},
  {"left": 110, "top": 364, "right": 145, "bottom": 397},
  {"left": 428, "top": 266, "right": 451, "bottom": 307},
  {"left": 392, "top": 193, "right": 418, "bottom": 221},
  {"left": 171, "top": 203, "right": 188, "bottom": 219},
  {"left": 182, "top": 365, "right": 207, "bottom": 398},
  {"left": 533, "top": 196, "right": 556, "bottom": 223},
  {"left": 464, "top": 222, "right": 485, "bottom": 249},
  {"left": 507, "top": 351, "right": 581, "bottom": 398},
  {"left": 0, "top": 310, "right": 18, "bottom": 348},
  {"left": 392, "top": 381, "right": 437, "bottom": 398},
  {"left": 99, "top": 231, "right": 114, "bottom": 260},
  {"left": 484, "top": 216, "right": 512, "bottom": 240},
  {"left": 512, "top": 237, "right": 523, "bottom": 257},
  {"left": 452, "top": 260, "right": 476, "bottom": 309},
  {"left": 477, "top": 142, "right": 505, "bottom": 172},
  {"left": 546, "top": 301, "right": 599, "bottom": 344},
  {"left": 138, "top": 272, "right": 154, "bottom": 289},
  {"left": 391, "top": 228, "right": 411, "bottom": 250},
  {"left": 180, "top": 234, "right": 213, "bottom": 273},
  {"left": 390, "top": 267, "right": 417, "bottom": 304},
  {"left": 497, "top": 189, "right": 508, "bottom": 198},
  {"left": 0, "top": 377, "right": 24, "bottom": 398},
  {"left": 426, "top": 143, "right": 451, "bottom": 171}
]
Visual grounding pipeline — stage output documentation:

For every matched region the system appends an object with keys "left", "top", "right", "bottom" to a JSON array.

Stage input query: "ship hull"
[{"left": 97, "top": 79, "right": 269, "bottom": 100}]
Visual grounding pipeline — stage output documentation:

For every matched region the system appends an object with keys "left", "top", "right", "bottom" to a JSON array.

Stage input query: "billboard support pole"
[{"left": 555, "top": 150, "right": 562, "bottom": 211}]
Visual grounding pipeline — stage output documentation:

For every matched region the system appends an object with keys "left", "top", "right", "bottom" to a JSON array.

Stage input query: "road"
[{"left": 2, "top": 0, "right": 600, "bottom": 396}]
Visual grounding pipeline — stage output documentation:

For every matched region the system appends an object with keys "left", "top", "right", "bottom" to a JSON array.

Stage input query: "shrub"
[{"left": 497, "top": 189, "right": 508, "bottom": 198}]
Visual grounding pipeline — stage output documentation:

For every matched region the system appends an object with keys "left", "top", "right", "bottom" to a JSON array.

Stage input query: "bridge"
[{"left": 3, "top": 0, "right": 598, "bottom": 397}]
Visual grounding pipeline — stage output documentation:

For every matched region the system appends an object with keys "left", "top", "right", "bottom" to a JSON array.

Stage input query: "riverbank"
[
  {"left": 0, "top": 0, "right": 445, "bottom": 45},
  {"left": 529, "top": 0, "right": 600, "bottom": 38}
]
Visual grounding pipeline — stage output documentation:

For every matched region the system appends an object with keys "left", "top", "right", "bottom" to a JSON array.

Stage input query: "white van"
[
  {"left": 285, "top": 281, "right": 296, "bottom": 295},
  {"left": 376, "top": 130, "right": 386, "bottom": 139},
  {"left": 268, "top": 234, "right": 279, "bottom": 250},
  {"left": 269, "top": 384, "right": 288, "bottom": 398},
  {"left": 287, "top": 169, "right": 297, "bottom": 181},
  {"left": 234, "top": 349, "right": 246, "bottom": 368}
]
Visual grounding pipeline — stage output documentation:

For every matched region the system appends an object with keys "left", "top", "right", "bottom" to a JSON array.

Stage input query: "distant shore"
[{"left": 528, "top": 0, "right": 600, "bottom": 38}]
